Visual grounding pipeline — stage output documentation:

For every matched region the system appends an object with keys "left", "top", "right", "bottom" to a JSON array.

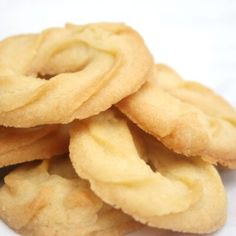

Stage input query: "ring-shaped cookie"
[
  {"left": 0, "top": 23, "right": 153, "bottom": 127},
  {"left": 118, "top": 64, "right": 236, "bottom": 168},
  {"left": 69, "top": 110, "right": 226, "bottom": 233}
]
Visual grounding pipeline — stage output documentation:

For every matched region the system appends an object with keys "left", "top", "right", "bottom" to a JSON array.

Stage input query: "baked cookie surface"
[{"left": 118, "top": 64, "right": 236, "bottom": 168}]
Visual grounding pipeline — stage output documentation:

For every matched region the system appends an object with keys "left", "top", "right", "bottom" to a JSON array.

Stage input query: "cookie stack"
[{"left": 0, "top": 23, "right": 235, "bottom": 236}]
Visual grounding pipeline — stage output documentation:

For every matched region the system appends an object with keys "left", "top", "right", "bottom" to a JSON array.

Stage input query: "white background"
[{"left": 0, "top": 0, "right": 235, "bottom": 235}]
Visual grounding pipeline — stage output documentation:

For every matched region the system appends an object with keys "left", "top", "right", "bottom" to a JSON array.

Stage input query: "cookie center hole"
[
  {"left": 146, "top": 160, "right": 156, "bottom": 172},
  {"left": 35, "top": 42, "right": 91, "bottom": 80},
  {"left": 37, "top": 73, "right": 56, "bottom": 80},
  {"left": 35, "top": 61, "right": 89, "bottom": 80}
]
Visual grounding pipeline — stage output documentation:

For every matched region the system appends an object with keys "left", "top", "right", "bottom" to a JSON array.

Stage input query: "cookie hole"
[
  {"left": 48, "top": 156, "right": 78, "bottom": 179},
  {"left": 0, "top": 164, "right": 19, "bottom": 182},
  {"left": 146, "top": 160, "right": 156, "bottom": 172},
  {"left": 36, "top": 62, "right": 89, "bottom": 80},
  {"left": 37, "top": 73, "right": 56, "bottom": 80}
]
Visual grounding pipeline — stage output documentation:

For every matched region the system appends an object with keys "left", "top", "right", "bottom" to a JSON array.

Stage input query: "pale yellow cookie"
[
  {"left": 117, "top": 64, "right": 236, "bottom": 168},
  {"left": 0, "top": 23, "right": 153, "bottom": 128},
  {"left": 0, "top": 156, "right": 141, "bottom": 236},
  {"left": 0, "top": 125, "right": 69, "bottom": 168},
  {"left": 69, "top": 109, "right": 227, "bottom": 234}
]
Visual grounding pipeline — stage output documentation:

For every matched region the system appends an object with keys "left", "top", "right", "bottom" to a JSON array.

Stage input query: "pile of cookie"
[{"left": 0, "top": 23, "right": 235, "bottom": 236}]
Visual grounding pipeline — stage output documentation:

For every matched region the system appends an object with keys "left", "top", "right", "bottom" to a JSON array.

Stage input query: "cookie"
[
  {"left": 69, "top": 109, "right": 226, "bottom": 233},
  {"left": 0, "top": 156, "right": 141, "bottom": 236},
  {"left": 117, "top": 64, "right": 236, "bottom": 168},
  {"left": 0, "top": 23, "right": 153, "bottom": 127},
  {"left": 0, "top": 125, "right": 69, "bottom": 168}
]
